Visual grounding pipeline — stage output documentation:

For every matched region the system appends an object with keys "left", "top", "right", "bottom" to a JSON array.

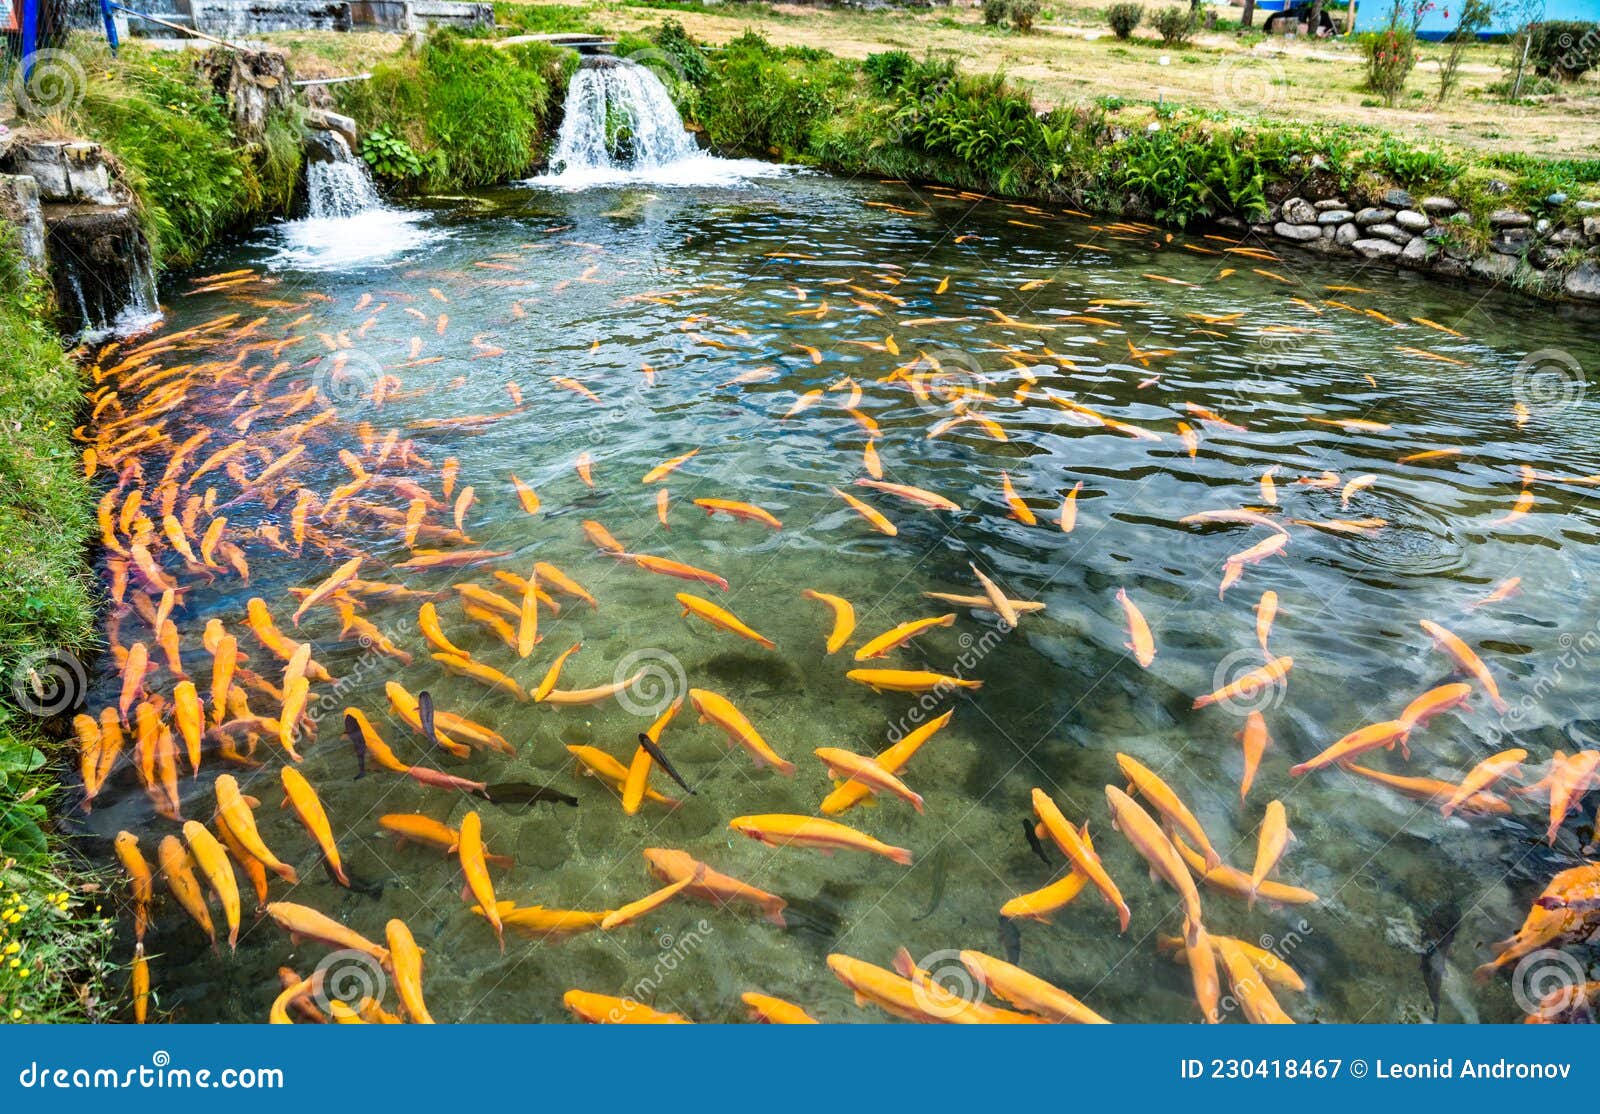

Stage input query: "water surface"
[{"left": 81, "top": 171, "right": 1600, "bottom": 1024}]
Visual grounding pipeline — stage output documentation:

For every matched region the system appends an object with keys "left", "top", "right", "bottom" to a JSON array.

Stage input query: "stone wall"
[{"left": 1247, "top": 187, "right": 1600, "bottom": 306}]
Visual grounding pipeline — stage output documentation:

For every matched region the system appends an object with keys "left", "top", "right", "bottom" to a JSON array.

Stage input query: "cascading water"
[
  {"left": 46, "top": 206, "right": 162, "bottom": 342},
  {"left": 534, "top": 57, "right": 783, "bottom": 189},
  {"left": 303, "top": 130, "right": 385, "bottom": 220},
  {"left": 270, "top": 128, "right": 432, "bottom": 271}
]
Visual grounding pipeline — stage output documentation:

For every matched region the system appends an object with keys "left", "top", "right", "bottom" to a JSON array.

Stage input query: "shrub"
[
  {"left": 338, "top": 31, "right": 570, "bottom": 190},
  {"left": 983, "top": 0, "right": 1009, "bottom": 24},
  {"left": 1361, "top": 27, "right": 1416, "bottom": 106},
  {"left": 1008, "top": 0, "right": 1042, "bottom": 32},
  {"left": 1152, "top": 6, "right": 1197, "bottom": 45},
  {"left": 1107, "top": 3, "right": 1144, "bottom": 39},
  {"left": 1436, "top": 0, "right": 1494, "bottom": 101},
  {"left": 1522, "top": 20, "right": 1600, "bottom": 81}
]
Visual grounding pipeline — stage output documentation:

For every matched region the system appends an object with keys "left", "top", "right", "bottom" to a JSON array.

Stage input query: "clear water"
[{"left": 80, "top": 172, "right": 1600, "bottom": 1024}]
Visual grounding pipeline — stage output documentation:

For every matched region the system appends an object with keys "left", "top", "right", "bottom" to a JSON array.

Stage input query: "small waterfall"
[
  {"left": 549, "top": 57, "right": 701, "bottom": 174},
  {"left": 46, "top": 206, "right": 162, "bottom": 342},
  {"left": 535, "top": 57, "right": 783, "bottom": 189},
  {"left": 303, "top": 130, "right": 384, "bottom": 220},
  {"left": 272, "top": 128, "right": 432, "bottom": 271}
]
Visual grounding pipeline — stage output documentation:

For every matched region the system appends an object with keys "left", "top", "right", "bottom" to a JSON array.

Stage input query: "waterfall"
[
  {"left": 46, "top": 206, "right": 163, "bottom": 342},
  {"left": 534, "top": 57, "right": 783, "bottom": 189},
  {"left": 303, "top": 130, "right": 384, "bottom": 220},
  {"left": 271, "top": 129, "right": 432, "bottom": 271}
]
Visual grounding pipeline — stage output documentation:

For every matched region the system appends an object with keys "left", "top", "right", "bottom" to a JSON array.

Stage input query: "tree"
[
  {"left": 1437, "top": 0, "right": 1495, "bottom": 100},
  {"left": 1241, "top": 0, "right": 1256, "bottom": 29}
]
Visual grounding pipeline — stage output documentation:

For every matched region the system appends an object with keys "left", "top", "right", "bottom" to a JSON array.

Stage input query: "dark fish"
[
  {"left": 1022, "top": 818, "right": 1050, "bottom": 867},
  {"left": 912, "top": 842, "right": 948, "bottom": 922},
  {"left": 1421, "top": 916, "right": 1460, "bottom": 1023},
  {"left": 638, "top": 733, "right": 695, "bottom": 796},
  {"left": 998, "top": 915, "right": 1022, "bottom": 965},
  {"left": 344, "top": 713, "right": 366, "bottom": 780},
  {"left": 417, "top": 690, "right": 439, "bottom": 749},
  {"left": 474, "top": 782, "right": 578, "bottom": 807}
]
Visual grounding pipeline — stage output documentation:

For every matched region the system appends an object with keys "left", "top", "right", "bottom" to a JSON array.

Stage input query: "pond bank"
[{"left": 642, "top": 26, "right": 1600, "bottom": 307}]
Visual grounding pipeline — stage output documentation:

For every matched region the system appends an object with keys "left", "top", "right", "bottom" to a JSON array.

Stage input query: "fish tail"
[
  {"left": 887, "top": 846, "right": 914, "bottom": 866},
  {"left": 274, "top": 863, "right": 299, "bottom": 885},
  {"left": 910, "top": 792, "right": 925, "bottom": 814}
]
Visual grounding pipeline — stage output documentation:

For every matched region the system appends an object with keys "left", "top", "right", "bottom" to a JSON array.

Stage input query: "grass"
[
  {"left": 571, "top": 0, "right": 1600, "bottom": 159},
  {"left": 335, "top": 30, "right": 574, "bottom": 190},
  {"left": 646, "top": 24, "right": 1596, "bottom": 227},
  {"left": 46, "top": 42, "right": 303, "bottom": 269},
  {"left": 0, "top": 245, "right": 113, "bottom": 1024}
]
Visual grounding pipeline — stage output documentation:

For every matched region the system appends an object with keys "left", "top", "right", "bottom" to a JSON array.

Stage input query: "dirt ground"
[{"left": 576, "top": 0, "right": 1600, "bottom": 159}]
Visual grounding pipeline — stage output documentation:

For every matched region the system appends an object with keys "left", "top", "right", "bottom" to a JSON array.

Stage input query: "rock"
[
  {"left": 1547, "top": 193, "right": 1568, "bottom": 207},
  {"left": 1335, "top": 222, "right": 1359, "bottom": 246},
  {"left": 1575, "top": 200, "right": 1600, "bottom": 213},
  {"left": 1352, "top": 238, "right": 1402, "bottom": 260},
  {"left": 0, "top": 174, "right": 47, "bottom": 271},
  {"left": 1274, "top": 221, "right": 1322, "bottom": 243},
  {"left": 3, "top": 140, "right": 119, "bottom": 205},
  {"left": 1313, "top": 199, "right": 1348, "bottom": 212},
  {"left": 1432, "top": 254, "right": 1469, "bottom": 278},
  {"left": 42, "top": 202, "right": 158, "bottom": 338},
  {"left": 1485, "top": 179, "right": 1509, "bottom": 196},
  {"left": 200, "top": 47, "right": 293, "bottom": 144},
  {"left": 1535, "top": 218, "right": 1552, "bottom": 235},
  {"left": 1421, "top": 196, "right": 1458, "bottom": 215},
  {"left": 1550, "top": 227, "right": 1581, "bottom": 247},
  {"left": 7, "top": 140, "right": 71, "bottom": 200},
  {"left": 63, "top": 143, "right": 118, "bottom": 206},
  {"left": 1470, "top": 253, "right": 1517, "bottom": 283},
  {"left": 1564, "top": 262, "right": 1600, "bottom": 302},
  {"left": 1395, "top": 209, "right": 1430, "bottom": 233},
  {"left": 1583, "top": 216, "right": 1600, "bottom": 239},
  {"left": 1367, "top": 223, "right": 1412, "bottom": 245},
  {"left": 1488, "top": 208, "right": 1532, "bottom": 229},
  {"left": 1400, "top": 237, "right": 1433, "bottom": 268},
  {"left": 1491, "top": 228, "right": 1531, "bottom": 254},
  {"left": 1382, "top": 188, "right": 1414, "bottom": 209},
  {"left": 1317, "top": 209, "right": 1354, "bottom": 225},
  {"left": 1280, "top": 197, "right": 1316, "bottom": 224},
  {"left": 1216, "top": 216, "right": 1248, "bottom": 232},
  {"left": 1355, "top": 207, "right": 1394, "bottom": 226},
  {"left": 305, "top": 108, "right": 359, "bottom": 152}
]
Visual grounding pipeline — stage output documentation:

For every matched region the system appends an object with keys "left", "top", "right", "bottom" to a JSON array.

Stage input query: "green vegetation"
[
  {"left": 0, "top": 245, "right": 112, "bottom": 1024},
  {"left": 1150, "top": 6, "right": 1196, "bottom": 46},
  {"left": 337, "top": 31, "right": 574, "bottom": 189},
  {"left": 666, "top": 24, "right": 1596, "bottom": 228},
  {"left": 492, "top": 1, "right": 606, "bottom": 35},
  {"left": 55, "top": 44, "right": 302, "bottom": 268},
  {"left": 1522, "top": 20, "right": 1600, "bottom": 81},
  {"left": 1105, "top": 3, "right": 1144, "bottom": 40}
]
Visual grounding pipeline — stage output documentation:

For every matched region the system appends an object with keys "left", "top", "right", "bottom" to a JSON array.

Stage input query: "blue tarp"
[{"left": 1351, "top": 0, "right": 1600, "bottom": 37}]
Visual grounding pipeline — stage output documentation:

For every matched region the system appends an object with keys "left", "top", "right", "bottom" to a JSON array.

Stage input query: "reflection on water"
[{"left": 80, "top": 173, "right": 1600, "bottom": 1024}]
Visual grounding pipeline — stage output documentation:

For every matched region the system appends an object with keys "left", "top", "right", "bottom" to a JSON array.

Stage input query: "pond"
[{"left": 77, "top": 164, "right": 1600, "bottom": 1024}]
